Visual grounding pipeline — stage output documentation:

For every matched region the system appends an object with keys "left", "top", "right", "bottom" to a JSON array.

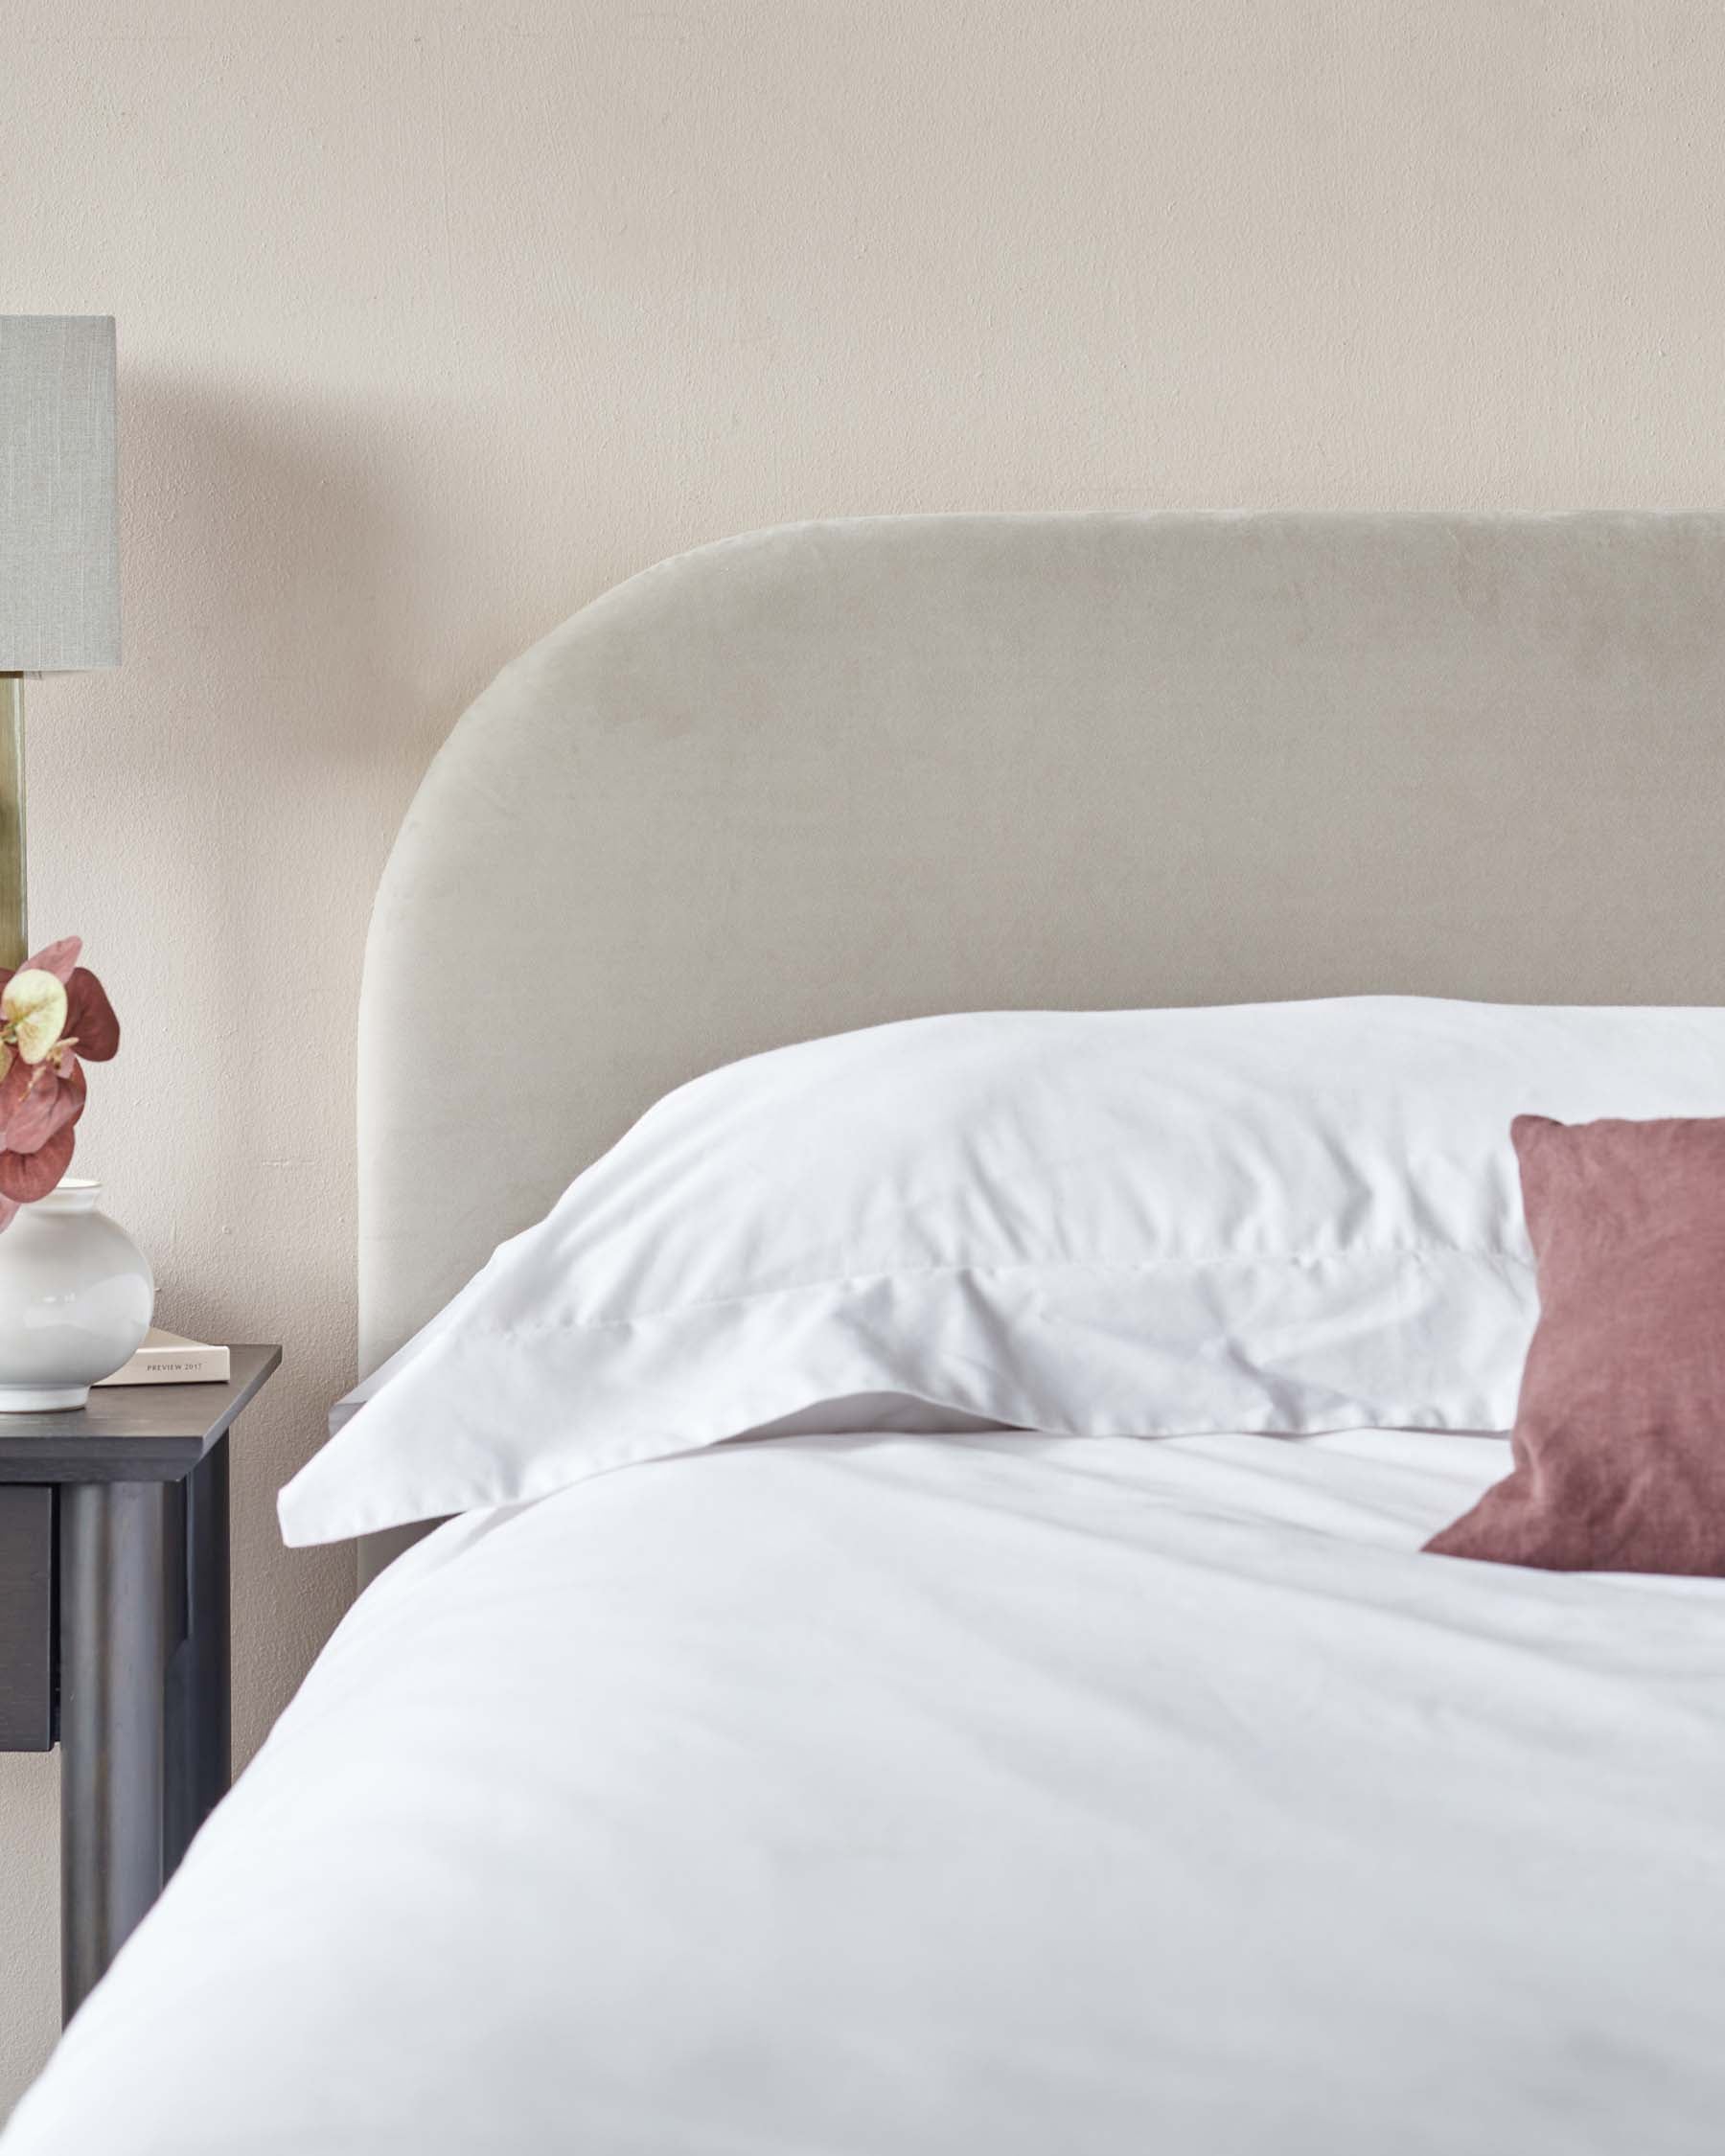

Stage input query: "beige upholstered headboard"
[{"left": 355, "top": 511, "right": 1725, "bottom": 1578}]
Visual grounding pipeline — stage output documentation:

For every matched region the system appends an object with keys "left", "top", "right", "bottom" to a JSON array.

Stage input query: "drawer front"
[{"left": 0, "top": 1486, "right": 54, "bottom": 1751}]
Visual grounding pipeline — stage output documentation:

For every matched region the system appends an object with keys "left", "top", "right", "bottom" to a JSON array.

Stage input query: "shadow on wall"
[{"left": 80, "top": 368, "right": 452, "bottom": 1688}]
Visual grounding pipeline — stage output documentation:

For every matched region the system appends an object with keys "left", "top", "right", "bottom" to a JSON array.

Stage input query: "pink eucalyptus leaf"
[
  {"left": 0, "top": 1056, "right": 33, "bottom": 1147},
  {"left": 4, "top": 1064, "right": 83, "bottom": 1156},
  {"left": 21, "top": 938, "right": 80, "bottom": 984},
  {"left": 0, "top": 1122, "right": 76, "bottom": 1204},
  {"left": 64, "top": 969, "right": 119, "bottom": 1062},
  {"left": 2, "top": 1069, "right": 61, "bottom": 1155}
]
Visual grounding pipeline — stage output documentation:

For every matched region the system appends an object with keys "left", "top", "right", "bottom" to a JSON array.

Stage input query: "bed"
[{"left": 8, "top": 513, "right": 1725, "bottom": 2152}]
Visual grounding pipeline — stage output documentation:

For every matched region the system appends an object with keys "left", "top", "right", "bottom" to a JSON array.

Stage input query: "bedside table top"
[{"left": 0, "top": 1345, "right": 282, "bottom": 1482}]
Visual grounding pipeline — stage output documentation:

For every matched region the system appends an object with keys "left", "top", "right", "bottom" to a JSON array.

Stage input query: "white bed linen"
[{"left": 12, "top": 1426, "right": 1725, "bottom": 2155}]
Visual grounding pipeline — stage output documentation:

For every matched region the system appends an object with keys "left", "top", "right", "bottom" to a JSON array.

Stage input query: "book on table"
[{"left": 94, "top": 1329, "right": 232, "bottom": 1388}]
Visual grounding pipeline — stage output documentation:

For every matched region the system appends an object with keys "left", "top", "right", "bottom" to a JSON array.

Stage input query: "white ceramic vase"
[{"left": 0, "top": 1180, "right": 154, "bottom": 1411}]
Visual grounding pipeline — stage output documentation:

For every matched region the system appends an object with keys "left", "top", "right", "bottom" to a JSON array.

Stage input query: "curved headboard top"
[{"left": 361, "top": 510, "right": 1725, "bottom": 1383}]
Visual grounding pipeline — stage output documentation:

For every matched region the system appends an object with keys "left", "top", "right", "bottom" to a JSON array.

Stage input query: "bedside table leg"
[
  {"left": 58, "top": 1481, "right": 172, "bottom": 2022},
  {"left": 164, "top": 1434, "right": 231, "bottom": 1878}
]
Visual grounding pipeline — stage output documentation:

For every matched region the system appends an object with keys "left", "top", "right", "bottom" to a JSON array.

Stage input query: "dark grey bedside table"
[{"left": 0, "top": 1343, "right": 281, "bottom": 2020}]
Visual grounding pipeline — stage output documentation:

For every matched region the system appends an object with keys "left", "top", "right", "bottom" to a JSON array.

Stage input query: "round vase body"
[{"left": 0, "top": 1181, "right": 155, "bottom": 1411}]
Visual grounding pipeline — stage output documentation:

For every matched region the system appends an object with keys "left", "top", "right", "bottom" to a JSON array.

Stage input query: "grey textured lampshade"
[{"left": 0, "top": 316, "right": 121, "bottom": 671}]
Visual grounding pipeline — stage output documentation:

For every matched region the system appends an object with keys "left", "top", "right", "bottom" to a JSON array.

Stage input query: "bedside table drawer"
[{"left": 0, "top": 1486, "right": 53, "bottom": 1751}]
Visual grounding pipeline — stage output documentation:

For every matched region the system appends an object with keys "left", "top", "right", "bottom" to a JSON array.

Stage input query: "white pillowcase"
[{"left": 280, "top": 998, "right": 1725, "bottom": 1545}]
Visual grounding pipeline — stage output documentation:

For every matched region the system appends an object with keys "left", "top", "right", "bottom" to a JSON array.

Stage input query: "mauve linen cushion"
[{"left": 1427, "top": 1113, "right": 1725, "bottom": 1574}]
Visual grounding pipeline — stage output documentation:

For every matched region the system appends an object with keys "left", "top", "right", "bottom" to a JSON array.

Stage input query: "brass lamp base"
[{"left": 0, "top": 673, "right": 24, "bottom": 971}]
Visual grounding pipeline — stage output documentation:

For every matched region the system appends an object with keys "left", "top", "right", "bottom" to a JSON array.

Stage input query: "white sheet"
[{"left": 12, "top": 1427, "right": 1725, "bottom": 2154}]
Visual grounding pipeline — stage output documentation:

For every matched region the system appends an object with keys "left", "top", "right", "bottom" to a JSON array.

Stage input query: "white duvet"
[{"left": 11, "top": 1426, "right": 1725, "bottom": 2154}]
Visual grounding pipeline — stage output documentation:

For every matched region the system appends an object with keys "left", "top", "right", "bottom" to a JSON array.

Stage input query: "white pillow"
[{"left": 280, "top": 998, "right": 1725, "bottom": 1545}]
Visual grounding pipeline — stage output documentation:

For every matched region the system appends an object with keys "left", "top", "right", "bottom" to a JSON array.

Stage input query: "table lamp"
[{"left": 0, "top": 316, "right": 121, "bottom": 969}]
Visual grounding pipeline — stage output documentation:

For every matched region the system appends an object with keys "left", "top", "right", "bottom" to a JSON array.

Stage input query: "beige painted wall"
[{"left": 3, "top": 0, "right": 1723, "bottom": 2111}]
